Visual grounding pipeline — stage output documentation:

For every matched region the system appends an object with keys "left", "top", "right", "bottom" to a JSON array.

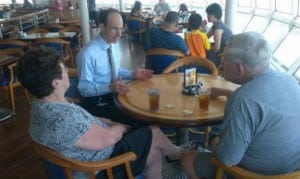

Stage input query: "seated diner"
[{"left": 16, "top": 47, "right": 185, "bottom": 179}]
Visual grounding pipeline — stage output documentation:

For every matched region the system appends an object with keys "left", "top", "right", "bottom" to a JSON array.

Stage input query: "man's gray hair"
[{"left": 224, "top": 32, "right": 272, "bottom": 69}]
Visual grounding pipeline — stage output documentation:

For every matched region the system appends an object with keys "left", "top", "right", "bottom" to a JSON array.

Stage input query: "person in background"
[
  {"left": 178, "top": 3, "right": 188, "bottom": 18},
  {"left": 181, "top": 31, "right": 300, "bottom": 178},
  {"left": 23, "top": 0, "right": 34, "bottom": 9},
  {"left": 16, "top": 47, "right": 185, "bottom": 179},
  {"left": 130, "top": 1, "right": 144, "bottom": 18},
  {"left": 185, "top": 13, "right": 210, "bottom": 58},
  {"left": 76, "top": 9, "right": 153, "bottom": 127},
  {"left": 154, "top": 0, "right": 170, "bottom": 15},
  {"left": 2, "top": 6, "right": 11, "bottom": 20},
  {"left": 148, "top": 11, "right": 189, "bottom": 55},
  {"left": 205, "top": 3, "right": 232, "bottom": 66}
]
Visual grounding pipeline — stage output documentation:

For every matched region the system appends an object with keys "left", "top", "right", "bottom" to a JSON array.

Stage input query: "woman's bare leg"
[{"left": 143, "top": 125, "right": 182, "bottom": 179}]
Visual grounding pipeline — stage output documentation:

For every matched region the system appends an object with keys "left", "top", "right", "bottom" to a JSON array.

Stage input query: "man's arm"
[{"left": 76, "top": 51, "right": 111, "bottom": 97}]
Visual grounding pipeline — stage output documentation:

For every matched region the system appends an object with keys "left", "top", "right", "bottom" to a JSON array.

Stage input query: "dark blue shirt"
[{"left": 148, "top": 27, "right": 188, "bottom": 54}]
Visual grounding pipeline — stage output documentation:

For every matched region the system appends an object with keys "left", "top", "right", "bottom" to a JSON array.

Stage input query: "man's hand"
[
  {"left": 133, "top": 68, "right": 153, "bottom": 80},
  {"left": 210, "top": 87, "right": 233, "bottom": 98},
  {"left": 109, "top": 79, "right": 130, "bottom": 94}
]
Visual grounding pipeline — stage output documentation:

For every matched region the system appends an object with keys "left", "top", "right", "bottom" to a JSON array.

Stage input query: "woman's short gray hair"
[{"left": 224, "top": 32, "right": 272, "bottom": 69}]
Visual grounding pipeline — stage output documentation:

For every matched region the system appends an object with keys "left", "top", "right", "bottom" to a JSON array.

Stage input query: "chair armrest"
[
  {"left": 210, "top": 157, "right": 300, "bottom": 179},
  {"left": 69, "top": 152, "right": 137, "bottom": 171}
]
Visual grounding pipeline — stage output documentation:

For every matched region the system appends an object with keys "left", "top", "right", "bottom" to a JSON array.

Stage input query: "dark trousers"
[{"left": 80, "top": 94, "right": 145, "bottom": 127}]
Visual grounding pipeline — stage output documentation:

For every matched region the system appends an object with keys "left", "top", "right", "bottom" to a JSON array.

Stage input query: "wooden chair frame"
[
  {"left": 0, "top": 39, "right": 30, "bottom": 50},
  {"left": 35, "top": 38, "right": 74, "bottom": 67},
  {"left": 145, "top": 48, "right": 186, "bottom": 58},
  {"left": 27, "top": 27, "right": 50, "bottom": 34},
  {"left": 145, "top": 48, "right": 186, "bottom": 74},
  {"left": 210, "top": 157, "right": 300, "bottom": 179},
  {"left": 32, "top": 140, "right": 137, "bottom": 179},
  {"left": 162, "top": 56, "right": 218, "bottom": 76},
  {"left": 0, "top": 48, "right": 30, "bottom": 114}
]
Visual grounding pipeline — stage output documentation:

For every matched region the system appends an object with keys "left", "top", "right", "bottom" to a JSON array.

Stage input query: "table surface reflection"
[{"left": 115, "top": 73, "right": 239, "bottom": 127}]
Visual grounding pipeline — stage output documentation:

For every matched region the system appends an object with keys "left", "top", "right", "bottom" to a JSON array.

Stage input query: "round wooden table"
[{"left": 115, "top": 73, "right": 239, "bottom": 143}]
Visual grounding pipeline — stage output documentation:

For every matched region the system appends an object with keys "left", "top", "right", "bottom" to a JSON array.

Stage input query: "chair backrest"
[
  {"left": 40, "top": 24, "right": 65, "bottom": 32},
  {"left": 32, "top": 140, "right": 137, "bottom": 179},
  {"left": 27, "top": 27, "right": 50, "bottom": 34},
  {"left": 35, "top": 38, "right": 74, "bottom": 67},
  {"left": 0, "top": 48, "right": 24, "bottom": 57},
  {"left": 210, "top": 157, "right": 300, "bottom": 179},
  {"left": 145, "top": 48, "right": 186, "bottom": 74},
  {"left": 127, "top": 16, "right": 146, "bottom": 34},
  {"left": 162, "top": 56, "right": 218, "bottom": 76},
  {"left": 0, "top": 39, "right": 30, "bottom": 51}
]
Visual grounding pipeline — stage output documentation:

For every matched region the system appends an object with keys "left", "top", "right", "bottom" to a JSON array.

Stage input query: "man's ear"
[
  {"left": 99, "top": 23, "right": 105, "bottom": 31},
  {"left": 236, "top": 61, "right": 246, "bottom": 76}
]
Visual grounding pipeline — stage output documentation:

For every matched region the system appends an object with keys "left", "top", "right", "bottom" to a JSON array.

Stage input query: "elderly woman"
[{"left": 16, "top": 47, "right": 183, "bottom": 179}]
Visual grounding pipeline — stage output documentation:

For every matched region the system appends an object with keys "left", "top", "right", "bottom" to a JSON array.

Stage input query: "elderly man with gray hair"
[{"left": 181, "top": 32, "right": 300, "bottom": 178}]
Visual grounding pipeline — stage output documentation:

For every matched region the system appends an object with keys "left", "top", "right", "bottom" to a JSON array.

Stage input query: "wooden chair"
[
  {"left": 163, "top": 56, "right": 218, "bottom": 148},
  {"left": 59, "top": 26, "right": 82, "bottom": 51},
  {"left": 0, "top": 48, "right": 31, "bottom": 114},
  {"left": 210, "top": 157, "right": 300, "bottom": 179},
  {"left": 26, "top": 27, "right": 50, "bottom": 34},
  {"left": 126, "top": 16, "right": 146, "bottom": 43},
  {"left": 35, "top": 38, "right": 74, "bottom": 67},
  {"left": 145, "top": 48, "right": 186, "bottom": 74},
  {"left": 32, "top": 140, "right": 137, "bottom": 179}
]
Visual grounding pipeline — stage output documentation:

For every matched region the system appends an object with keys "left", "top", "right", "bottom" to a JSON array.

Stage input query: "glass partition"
[
  {"left": 262, "top": 20, "right": 289, "bottom": 51},
  {"left": 244, "top": 15, "right": 269, "bottom": 32},
  {"left": 273, "top": 28, "right": 300, "bottom": 69}
]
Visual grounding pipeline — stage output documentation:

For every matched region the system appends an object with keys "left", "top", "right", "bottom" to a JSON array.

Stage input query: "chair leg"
[
  {"left": 8, "top": 85, "right": 16, "bottom": 115},
  {"left": 204, "top": 126, "right": 211, "bottom": 148},
  {"left": 24, "top": 88, "right": 31, "bottom": 104}
]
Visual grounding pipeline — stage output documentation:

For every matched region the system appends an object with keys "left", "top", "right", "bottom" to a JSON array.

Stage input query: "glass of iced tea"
[
  {"left": 147, "top": 89, "right": 160, "bottom": 111},
  {"left": 198, "top": 88, "right": 211, "bottom": 110}
]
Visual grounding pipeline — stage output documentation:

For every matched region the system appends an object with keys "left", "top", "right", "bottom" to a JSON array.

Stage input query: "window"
[
  {"left": 244, "top": 15, "right": 269, "bottom": 32},
  {"left": 1, "top": 0, "right": 12, "bottom": 4},
  {"left": 234, "top": 13, "right": 253, "bottom": 33},
  {"left": 255, "top": 0, "right": 272, "bottom": 10},
  {"left": 263, "top": 20, "right": 289, "bottom": 52},
  {"left": 273, "top": 28, "right": 300, "bottom": 69},
  {"left": 275, "top": 0, "right": 293, "bottom": 14},
  {"left": 238, "top": 0, "right": 252, "bottom": 7},
  {"left": 95, "top": 0, "right": 119, "bottom": 9},
  {"left": 298, "top": 0, "right": 300, "bottom": 16}
]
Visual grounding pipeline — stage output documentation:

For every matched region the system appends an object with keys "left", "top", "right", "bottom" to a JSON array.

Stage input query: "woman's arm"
[
  {"left": 75, "top": 123, "right": 129, "bottom": 150},
  {"left": 211, "top": 29, "right": 223, "bottom": 52}
]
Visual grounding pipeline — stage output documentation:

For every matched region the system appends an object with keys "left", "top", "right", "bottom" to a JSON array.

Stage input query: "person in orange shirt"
[{"left": 184, "top": 13, "right": 211, "bottom": 58}]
